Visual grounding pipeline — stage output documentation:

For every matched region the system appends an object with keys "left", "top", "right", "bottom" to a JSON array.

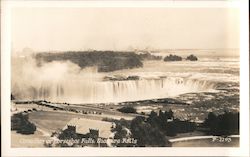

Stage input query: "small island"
[
  {"left": 163, "top": 54, "right": 182, "bottom": 62},
  {"left": 186, "top": 54, "right": 198, "bottom": 61},
  {"left": 35, "top": 51, "right": 143, "bottom": 72},
  {"left": 163, "top": 54, "right": 198, "bottom": 62},
  {"left": 103, "top": 75, "right": 140, "bottom": 81}
]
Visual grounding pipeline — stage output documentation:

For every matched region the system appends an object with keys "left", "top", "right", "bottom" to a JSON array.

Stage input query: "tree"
[
  {"left": 164, "top": 54, "right": 182, "bottom": 61},
  {"left": 112, "top": 124, "right": 134, "bottom": 147},
  {"left": 11, "top": 113, "right": 36, "bottom": 134},
  {"left": 203, "top": 111, "right": 239, "bottom": 135},
  {"left": 165, "top": 109, "right": 174, "bottom": 119},
  {"left": 165, "top": 122, "right": 177, "bottom": 136},
  {"left": 147, "top": 111, "right": 160, "bottom": 127},
  {"left": 186, "top": 54, "right": 198, "bottom": 61},
  {"left": 117, "top": 106, "right": 137, "bottom": 114},
  {"left": 130, "top": 116, "right": 170, "bottom": 147}
]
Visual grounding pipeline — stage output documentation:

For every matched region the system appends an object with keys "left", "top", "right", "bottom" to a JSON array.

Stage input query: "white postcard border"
[{"left": 1, "top": 0, "right": 249, "bottom": 156}]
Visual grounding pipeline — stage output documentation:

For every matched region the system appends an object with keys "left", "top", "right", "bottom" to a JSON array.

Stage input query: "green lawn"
[{"left": 28, "top": 111, "right": 100, "bottom": 133}]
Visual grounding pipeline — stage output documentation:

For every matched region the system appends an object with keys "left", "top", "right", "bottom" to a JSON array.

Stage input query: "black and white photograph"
[{"left": 1, "top": 0, "right": 249, "bottom": 156}]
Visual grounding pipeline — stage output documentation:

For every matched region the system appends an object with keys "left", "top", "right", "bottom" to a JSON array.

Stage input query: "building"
[{"left": 63, "top": 118, "right": 114, "bottom": 139}]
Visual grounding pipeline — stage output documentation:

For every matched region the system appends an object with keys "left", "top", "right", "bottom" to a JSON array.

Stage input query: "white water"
[
  {"left": 11, "top": 54, "right": 239, "bottom": 104},
  {"left": 16, "top": 77, "right": 216, "bottom": 104}
]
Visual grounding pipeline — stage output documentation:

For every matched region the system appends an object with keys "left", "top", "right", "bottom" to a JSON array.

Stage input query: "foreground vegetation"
[
  {"left": 111, "top": 110, "right": 239, "bottom": 147},
  {"left": 11, "top": 99, "right": 238, "bottom": 147},
  {"left": 111, "top": 109, "right": 196, "bottom": 147},
  {"left": 36, "top": 103, "right": 239, "bottom": 147},
  {"left": 203, "top": 111, "right": 239, "bottom": 135},
  {"left": 11, "top": 113, "right": 36, "bottom": 134}
]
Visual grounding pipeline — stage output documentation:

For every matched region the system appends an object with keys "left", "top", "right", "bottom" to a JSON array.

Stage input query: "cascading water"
[
  {"left": 11, "top": 57, "right": 221, "bottom": 104},
  {"left": 12, "top": 76, "right": 216, "bottom": 104}
]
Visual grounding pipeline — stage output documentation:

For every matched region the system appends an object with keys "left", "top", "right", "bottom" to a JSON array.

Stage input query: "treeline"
[
  {"left": 35, "top": 50, "right": 200, "bottom": 72},
  {"left": 35, "top": 51, "right": 143, "bottom": 72},
  {"left": 35, "top": 51, "right": 199, "bottom": 72},
  {"left": 164, "top": 54, "right": 182, "bottom": 61},
  {"left": 117, "top": 106, "right": 137, "bottom": 114},
  {"left": 112, "top": 110, "right": 239, "bottom": 147},
  {"left": 11, "top": 113, "right": 36, "bottom": 134},
  {"left": 138, "top": 52, "right": 162, "bottom": 60},
  {"left": 203, "top": 111, "right": 239, "bottom": 135},
  {"left": 112, "top": 109, "right": 196, "bottom": 147},
  {"left": 145, "top": 110, "right": 196, "bottom": 137},
  {"left": 164, "top": 54, "right": 198, "bottom": 61}
]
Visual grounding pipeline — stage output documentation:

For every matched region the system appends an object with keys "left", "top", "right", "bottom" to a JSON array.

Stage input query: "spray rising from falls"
[
  {"left": 13, "top": 77, "right": 216, "bottom": 104},
  {"left": 11, "top": 57, "right": 217, "bottom": 104}
]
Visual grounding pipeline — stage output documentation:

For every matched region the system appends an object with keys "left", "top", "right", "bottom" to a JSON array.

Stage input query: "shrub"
[
  {"left": 11, "top": 113, "right": 36, "bottom": 134},
  {"left": 130, "top": 116, "right": 171, "bottom": 147},
  {"left": 203, "top": 111, "right": 239, "bottom": 135},
  {"left": 117, "top": 106, "right": 137, "bottom": 114},
  {"left": 186, "top": 54, "right": 198, "bottom": 61}
]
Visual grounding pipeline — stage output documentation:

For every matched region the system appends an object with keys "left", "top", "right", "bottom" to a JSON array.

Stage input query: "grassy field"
[
  {"left": 28, "top": 110, "right": 134, "bottom": 133},
  {"left": 12, "top": 110, "right": 109, "bottom": 147},
  {"left": 11, "top": 102, "right": 137, "bottom": 148},
  {"left": 28, "top": 111, "right": 103, "bottom": 133}
]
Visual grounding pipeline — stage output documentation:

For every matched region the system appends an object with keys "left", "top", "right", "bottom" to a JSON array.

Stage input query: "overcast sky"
[{"left": 12, "top": 8, "right": 240, "bottom": 52}]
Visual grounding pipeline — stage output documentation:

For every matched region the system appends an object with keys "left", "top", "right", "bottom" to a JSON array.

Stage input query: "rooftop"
[{"left": 64, "top": 118, "right": 114, "bottom": 138}]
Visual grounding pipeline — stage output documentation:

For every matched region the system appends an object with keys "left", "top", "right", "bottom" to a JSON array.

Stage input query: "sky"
[{"left": 11, "top": 7, "right": 240, "bottom": 52}]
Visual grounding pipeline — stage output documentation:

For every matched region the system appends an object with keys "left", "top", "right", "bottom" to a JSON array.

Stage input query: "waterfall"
[{"left": 12, "top": 77, "right": 216, "bottom": 104}]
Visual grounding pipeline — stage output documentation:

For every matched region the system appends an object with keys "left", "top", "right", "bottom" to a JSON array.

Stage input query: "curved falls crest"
[{"left": 12, "top": 77, "right": 216, "bottom": 104}]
